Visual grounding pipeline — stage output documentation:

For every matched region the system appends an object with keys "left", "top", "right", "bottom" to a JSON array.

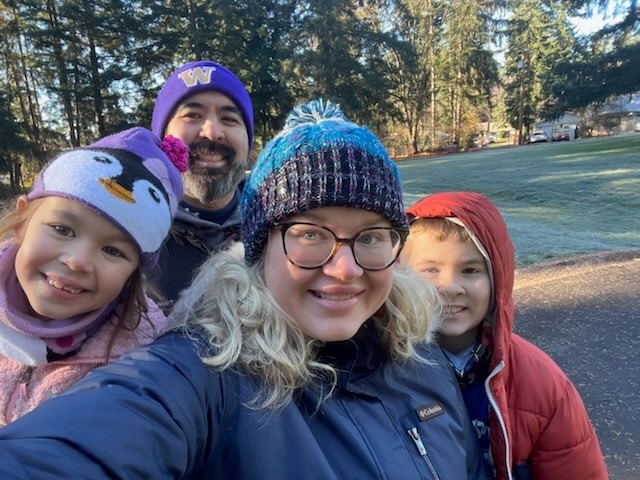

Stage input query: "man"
[{"left": 150, "top": 60, "right": 254, "bottom": 309}]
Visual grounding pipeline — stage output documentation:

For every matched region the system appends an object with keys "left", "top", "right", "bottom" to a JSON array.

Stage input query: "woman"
[{"left": 0, "top": 100, "right": 486, "bottom": 479}]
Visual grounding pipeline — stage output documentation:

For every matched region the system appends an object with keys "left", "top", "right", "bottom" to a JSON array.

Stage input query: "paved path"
[{"left": 513, "top": 250, "right": 640, "bottom": 479}]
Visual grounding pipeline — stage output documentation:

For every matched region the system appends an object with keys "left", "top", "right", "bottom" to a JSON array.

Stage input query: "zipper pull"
[
  {"left": 19, "top": 365, "right": 35, "bottom": 384},
  {"left": 408, "top": 427, "right": 427, "bottom": 456}
]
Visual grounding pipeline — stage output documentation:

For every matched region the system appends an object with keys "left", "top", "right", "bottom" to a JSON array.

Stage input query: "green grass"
[
  {"left": 5, "top": 136, "right": 636, "bottom": 267},
  {"left": 397, "top": 134, "right": 640, "bottom": 266}
]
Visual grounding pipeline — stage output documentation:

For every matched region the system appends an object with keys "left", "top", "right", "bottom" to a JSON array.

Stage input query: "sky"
[
  {"left": 569, "top": 0, "right": 633, "bottom": 35},
  {"left": 570, "top": 10, "right": 623, "bottom": 36},
  {"left": 571, "top": 15, "right": 607, "bottom": 35},
  {"left": 492, "top": 7, "right": 625, "bottom": 65}
]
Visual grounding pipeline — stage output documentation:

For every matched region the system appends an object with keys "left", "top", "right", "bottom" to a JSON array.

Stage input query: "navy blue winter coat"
[{"left": 0, "top": 324, "right": 488, "bottom": 479}]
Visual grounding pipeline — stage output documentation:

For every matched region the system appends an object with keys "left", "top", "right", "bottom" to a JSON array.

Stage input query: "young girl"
[
  {"left": 0, "top": 101, "right": 487, "bottom": 479},
  {"left": 0, "top": 127, "right": 187, "bottom": 425}
]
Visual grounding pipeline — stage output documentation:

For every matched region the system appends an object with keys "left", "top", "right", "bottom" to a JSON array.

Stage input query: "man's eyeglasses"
[{"left": 273, "top": 222, "right": 408, "bottom": 271}]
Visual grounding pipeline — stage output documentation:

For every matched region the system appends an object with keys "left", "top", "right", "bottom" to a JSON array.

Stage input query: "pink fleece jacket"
[
  {"left": 0, "top": 239, "right": 174, "bottom": 426},
  {"left": 0, "top": 298, "right": 171, "bottom": 426}
]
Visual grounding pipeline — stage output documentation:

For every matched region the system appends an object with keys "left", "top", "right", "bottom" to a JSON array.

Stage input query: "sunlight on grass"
[
  {"left": 529, "top": 168, "right": 639, "bottom": 183},
  {"left": 399, "top": 134, "right": 640, "bottom": 266},
  {"left": 609, "top": 177, "right": 640, "bottom": 186}
]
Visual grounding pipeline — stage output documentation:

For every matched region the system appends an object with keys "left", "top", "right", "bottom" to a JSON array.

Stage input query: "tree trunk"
[
  {"left": 46, "top": 0, "right": 79, "bottom": 146},
  {"left": 83, "top": 0, "right": 105, "bottom": 137}
]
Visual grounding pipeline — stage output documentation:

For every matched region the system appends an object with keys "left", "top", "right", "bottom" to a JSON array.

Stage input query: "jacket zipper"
[
  {"left": 19, "top": 365, "right": 35, "bottom": 398},
  {"left": 485, "top": 361, "right": 513, "bottom": 480},
  {"left": 19, "top": 365, "right": 35, "bottom": 383},
  {"left": 408, "top": 427, "right": 440, "bottom": 480}
]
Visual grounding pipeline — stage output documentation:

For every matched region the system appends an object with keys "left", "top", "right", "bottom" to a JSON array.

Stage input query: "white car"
[{"left": 529, "top": 131, "right": 548, "bottom": 143}]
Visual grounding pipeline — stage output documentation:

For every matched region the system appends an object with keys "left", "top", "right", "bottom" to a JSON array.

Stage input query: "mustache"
[{"left": 189, "top": 139, "right": 236, "bottom": 163}]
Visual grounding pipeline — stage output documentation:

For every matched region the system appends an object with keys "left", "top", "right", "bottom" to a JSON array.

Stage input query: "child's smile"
[{"left": 14, "top": 197, "right": 139, "bottom": 320}]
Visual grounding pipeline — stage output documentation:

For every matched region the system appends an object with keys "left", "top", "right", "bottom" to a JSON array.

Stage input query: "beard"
[{"left": 182, "top": 139, "right": 247, "bottom": 204}]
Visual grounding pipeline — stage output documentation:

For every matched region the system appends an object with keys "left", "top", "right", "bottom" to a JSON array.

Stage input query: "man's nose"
[{"left": 200, "top": 117, "right": 226, "bottom": 141}]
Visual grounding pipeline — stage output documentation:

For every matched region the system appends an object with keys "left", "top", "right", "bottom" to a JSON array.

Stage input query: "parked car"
[
  {"left": 552, "top": 131, "right": 570, "bottom": 141},
  {"left": 472, "top": 133, "right": 497, "bottom": 148},
  {"left": 472, "top": 134, "right": 488, "bottom": 148},
  {"left": 529, "top": 131, "right": 549, "bottom": 143}
]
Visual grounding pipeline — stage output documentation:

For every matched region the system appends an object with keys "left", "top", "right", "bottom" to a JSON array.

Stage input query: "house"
[
  {"left": 596, "top": 93, "right": 640, "bottom": 134},
  {"left": 533, "top": 112, "right": 579, "bottom": 141}
]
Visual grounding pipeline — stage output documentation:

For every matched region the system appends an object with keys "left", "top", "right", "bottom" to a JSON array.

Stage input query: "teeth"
[
  {"left": 447, "top": 306, "right": 464, "bottom": 313},
  {"left": 47, "top": 277, "right": 82, "bottom": 294},
  {"left": 317, "top": 292, "right": 353, "bottom": 301}
]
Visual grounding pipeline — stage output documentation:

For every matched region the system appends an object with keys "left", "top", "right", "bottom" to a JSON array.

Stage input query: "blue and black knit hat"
[{"left": 241, "top": 99, "right": 407, "bottom": 264}]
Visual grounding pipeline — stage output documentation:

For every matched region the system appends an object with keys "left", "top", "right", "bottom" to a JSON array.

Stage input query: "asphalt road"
[{"left": 513, "top": 250, "right": 640, "bottom": 479}]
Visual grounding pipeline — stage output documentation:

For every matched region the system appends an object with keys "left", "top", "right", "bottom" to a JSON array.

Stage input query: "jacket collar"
[{"left": 316, "top": 320, "right": 385, "bottom": 386}]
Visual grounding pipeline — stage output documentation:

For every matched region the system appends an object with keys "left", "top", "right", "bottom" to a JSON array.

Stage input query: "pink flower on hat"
[{"left": 161, "top": 135, "right": 189, "bottom": 172}]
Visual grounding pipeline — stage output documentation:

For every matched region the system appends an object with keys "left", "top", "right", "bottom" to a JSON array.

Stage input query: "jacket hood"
[{"left": 406, "top": 191, "right": 514, "bottom": 366}]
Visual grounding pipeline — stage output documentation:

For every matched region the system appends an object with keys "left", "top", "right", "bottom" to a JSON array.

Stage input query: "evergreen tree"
[
  {"left": 284, "top": 0, "right": 395, "bottom": 128},
  {"left": 504, "top": 0, "right": 566, "bottom": 140},
  {"left": 543, "top": 0, "right": 639, "bottom": 115},
  {"left": 385, "top": 0, "right": 444, "bottom": 153},
  {"left": 441, "top": 0, "right": 499, "bottom": 147},
  {"left": 0, "top": 91, "right": 31, "bottom": 192}
]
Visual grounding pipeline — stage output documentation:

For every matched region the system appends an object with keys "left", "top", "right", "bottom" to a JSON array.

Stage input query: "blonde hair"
[
  {"left": 175, "top": 242, "right": 442, "bottom": 410},
  {"left": 408, "top": 217, "right": 470, "bottom": 242},
  {"left": 0, "top": 196, "right": 34, "bottom": 241},
  {"left": 0, "top": 197, "right": 152, "bottom": 358}
]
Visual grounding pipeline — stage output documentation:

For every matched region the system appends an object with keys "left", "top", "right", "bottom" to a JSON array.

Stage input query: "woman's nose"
[{"left": 322, "top": 243, "right": 363, "bottom": 281}]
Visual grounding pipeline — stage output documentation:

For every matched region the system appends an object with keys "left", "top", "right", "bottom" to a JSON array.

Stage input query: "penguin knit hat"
[
  {"left": 151, "top": 60, "right": 254, "bottom": 147},
  {"left": 241, "top": 99, "right": 408, "bottom": 264},
  {"left": 28, "top": 127, "right": 188, "bottom": 268}
]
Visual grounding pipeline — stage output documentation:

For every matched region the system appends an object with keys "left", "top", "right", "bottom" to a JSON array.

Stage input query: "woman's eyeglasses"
[{"left": 273, "top": 222, "right": 408, "bottom": 271}]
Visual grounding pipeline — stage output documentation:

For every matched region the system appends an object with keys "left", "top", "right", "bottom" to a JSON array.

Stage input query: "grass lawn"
[
  {"left": 397, "top": 134, "right": 640, "bottom": 266},
  {"left": 3, "top": 134, "right": 637, "bottom": 267}
]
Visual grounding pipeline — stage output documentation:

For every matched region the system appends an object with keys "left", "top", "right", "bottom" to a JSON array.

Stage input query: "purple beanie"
[
  {"left": 28, "top": 127, "right": 188, "bottom": 268},
  {"left": 151, "top": 60, "right": 254, "bottom": 147}
]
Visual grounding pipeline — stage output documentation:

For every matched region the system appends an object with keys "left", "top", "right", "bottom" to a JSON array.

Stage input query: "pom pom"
[
  {"left": 161, "top": 135, "right": 189, "bottom": 172},
  {"left": 279, "top": 99, "right": 347, "bottom": 137}
]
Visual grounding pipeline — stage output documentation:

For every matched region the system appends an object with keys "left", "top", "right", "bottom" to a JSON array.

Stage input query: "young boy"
[{"left": 400, "top": 191, "right": 608, "bottom": 479}]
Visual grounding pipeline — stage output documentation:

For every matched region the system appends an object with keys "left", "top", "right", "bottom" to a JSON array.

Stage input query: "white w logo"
[{"left": 177, "top": 66, "right": 216, "bottom": 88}]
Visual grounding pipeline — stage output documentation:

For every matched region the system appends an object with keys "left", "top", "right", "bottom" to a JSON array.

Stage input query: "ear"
[
  {"left": 16, "top": 195, "right": 29, "bottom": 212},
  {"left": 13, "top": 195, "right": 30, "bottom": 242}
]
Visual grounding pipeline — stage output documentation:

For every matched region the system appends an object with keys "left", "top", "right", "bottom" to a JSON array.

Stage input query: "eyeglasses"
[{"left": 273, "top": 222, "right": 408, "bottom": 271}]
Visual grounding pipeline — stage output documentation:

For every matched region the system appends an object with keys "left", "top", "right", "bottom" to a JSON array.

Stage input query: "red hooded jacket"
[{"left": 407, "top": 191, "right": 607, "bottom": 480}]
